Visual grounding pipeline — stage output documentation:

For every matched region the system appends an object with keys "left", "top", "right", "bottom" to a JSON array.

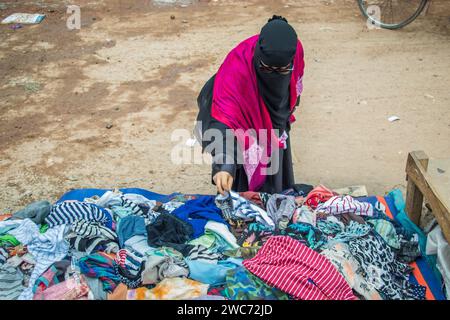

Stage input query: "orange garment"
[
  {"left": 0, "top": 214, "right": 12, "bottom": 221},
  {"left": 107, "top": 283, "right": 128, "bottom": 300}
]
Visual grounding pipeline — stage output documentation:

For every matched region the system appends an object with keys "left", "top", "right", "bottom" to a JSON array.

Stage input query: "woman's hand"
[{"left": 213, "top": 171, "right": 234, "bottom": 195}]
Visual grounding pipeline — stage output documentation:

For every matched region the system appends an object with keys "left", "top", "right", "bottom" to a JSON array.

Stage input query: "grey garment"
[
  {"left": 85, "top": 276, "right": 107, "bottom": 300},
  {"left": 426, "top": 225, "right": 450, "bottom": 299},
  {"left": 12, "top": 201, "right": 51, "bottom": 225},
  {"left": 0, "top": 264, "right": 25, "bottom": 300},
  {"left": 141, "top": 254, "right": 189, "bottom": 285},
  {"left": 266, "top": 194, "right": 296, "bottom": 230}
]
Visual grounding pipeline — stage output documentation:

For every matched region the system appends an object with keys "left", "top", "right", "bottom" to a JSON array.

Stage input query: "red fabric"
[
  {"left": 211, "top": 35, "right": 305, "bottom": 191},
  {"left": 239, "top": 191, "right": 264, "bottom": 208},
  {"left": 304, "top": 185, "right": 337, "bottom": 209},
  {"left": 243, "top": 236, "right": 355, "bottom": 300}
]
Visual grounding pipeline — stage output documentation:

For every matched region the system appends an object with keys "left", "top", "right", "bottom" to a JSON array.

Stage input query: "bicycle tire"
[{"left": 358, "top": 0, "right": 428, "bottom": 30}]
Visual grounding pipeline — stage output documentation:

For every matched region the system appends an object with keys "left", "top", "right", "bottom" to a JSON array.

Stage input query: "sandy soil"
[{"left": 1, "top": 0, "right": 450, "bottom": 214}]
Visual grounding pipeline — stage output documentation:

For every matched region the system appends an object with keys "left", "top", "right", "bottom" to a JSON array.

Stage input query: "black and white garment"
[
  {"left": 46, "top": 201, "right": 113, "bottom": 228},
  {"left": 67, "top": 236, "right": 119, "bottom": 255},
  {"left": 347, "top": 231, "right": 426, "bottom": 300},
  {"left": 113, "top": 262, "right": 144, "bottom": 289},
  {"left": 119, "top": 196, "right": 161, "bottom": 224},
  {"left": 117, "top": 196, "right": 144, "bottom": 216},
  {"left": 187, "top": 245, "right": 223, "bottom": 263},
  {"left": 71, "top": 220, "right": 117, "bottom": 241},
  {"left": 67, "top": 220, "right": 119, "bottom": 254}
]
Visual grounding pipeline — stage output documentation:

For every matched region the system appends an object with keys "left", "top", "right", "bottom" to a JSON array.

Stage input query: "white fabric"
[
  {"left": 426, "top": 225, "right": 450, "bottom": 299},
  {"left": 204, "top": 221, "right": 239, "bottom": 249},
  {"left": 229, "top": 191, "right": 275, "bottom": 229},
  {"left": 124, "top": 235, "right": 155, "bottom": 257},
  {"left": 9, "top": 219, "right": 69, "bottom": 300},
  {"left": 316, "top": 195, "right": 374, "bottom": 217}
]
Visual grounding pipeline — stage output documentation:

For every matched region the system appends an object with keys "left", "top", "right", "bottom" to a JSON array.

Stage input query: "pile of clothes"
[{"left": 0, "top": 184, "right": 437, "bottom": 300}]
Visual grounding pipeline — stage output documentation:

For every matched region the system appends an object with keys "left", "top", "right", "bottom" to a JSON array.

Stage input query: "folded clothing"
[{"left": 243, "top": 236, "right": 356, "bottom": 300}]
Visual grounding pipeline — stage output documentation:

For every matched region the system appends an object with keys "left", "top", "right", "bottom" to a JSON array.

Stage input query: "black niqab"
[{"left": 253, "top": 18, "right": 298, "bottom": 132}]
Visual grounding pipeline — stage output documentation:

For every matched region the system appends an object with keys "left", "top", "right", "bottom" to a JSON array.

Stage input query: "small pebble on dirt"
[
  {"left": 106, "top": 123, "right": 113, "bottom": 129},
  {"left": 170, "top": 15, "right": 176, "bottom": 20}
]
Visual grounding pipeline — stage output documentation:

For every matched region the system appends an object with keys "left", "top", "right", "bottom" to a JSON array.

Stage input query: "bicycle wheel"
[{"left": 358, "top": 0, "right": 428, "bottom": 30}]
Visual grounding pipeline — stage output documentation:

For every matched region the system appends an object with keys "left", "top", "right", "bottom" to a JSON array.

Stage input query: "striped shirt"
[
  {"left": 45, "top": 201, "right": 113, "bottom": 229},
  {"left": 243, "top": 236, "right": 355, "bottom": 300},
  {"left": 316, "top": 195, "right": 374, "bottom": 217}
]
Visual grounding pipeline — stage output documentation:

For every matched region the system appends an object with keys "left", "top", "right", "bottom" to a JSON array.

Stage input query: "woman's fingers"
[
  {"left": 217, "top": 176, "right": 224, "bottom": 195},
  {"left": 226, "top": 175, "right": 233, "bottom": 192},
  {"left": 215, "top": 171, "right": 232, "bottom": 195}
]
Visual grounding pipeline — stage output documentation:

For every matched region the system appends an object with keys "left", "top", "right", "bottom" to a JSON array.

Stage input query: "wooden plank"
[
  {"left": 406, "top": 151, "right": 429, "bottom": 225},
  {"left": 406, "top": 151, "right": 450, "bottom": 243}
]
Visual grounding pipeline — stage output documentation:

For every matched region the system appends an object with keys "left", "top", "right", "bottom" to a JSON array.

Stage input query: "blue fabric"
[
  {"left": 186, "top": 258, "right": 242, "bottom": 286},
  {"left": 117, "top": 215, "right": 147, "bottom": 248},
  {"left": 56, "top": 188, "right": 178, "bottom": 204},
  {"left": 387, "top": 189, "right": 442, "bottom": 287},
  {"left": 171, "top": 196, "right": 226, "bottom": 238}
]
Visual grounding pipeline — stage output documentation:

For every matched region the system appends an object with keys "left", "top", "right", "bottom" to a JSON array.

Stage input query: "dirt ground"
[{"left": 1, "top": 0, "right": 450, "bottom": 214}]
